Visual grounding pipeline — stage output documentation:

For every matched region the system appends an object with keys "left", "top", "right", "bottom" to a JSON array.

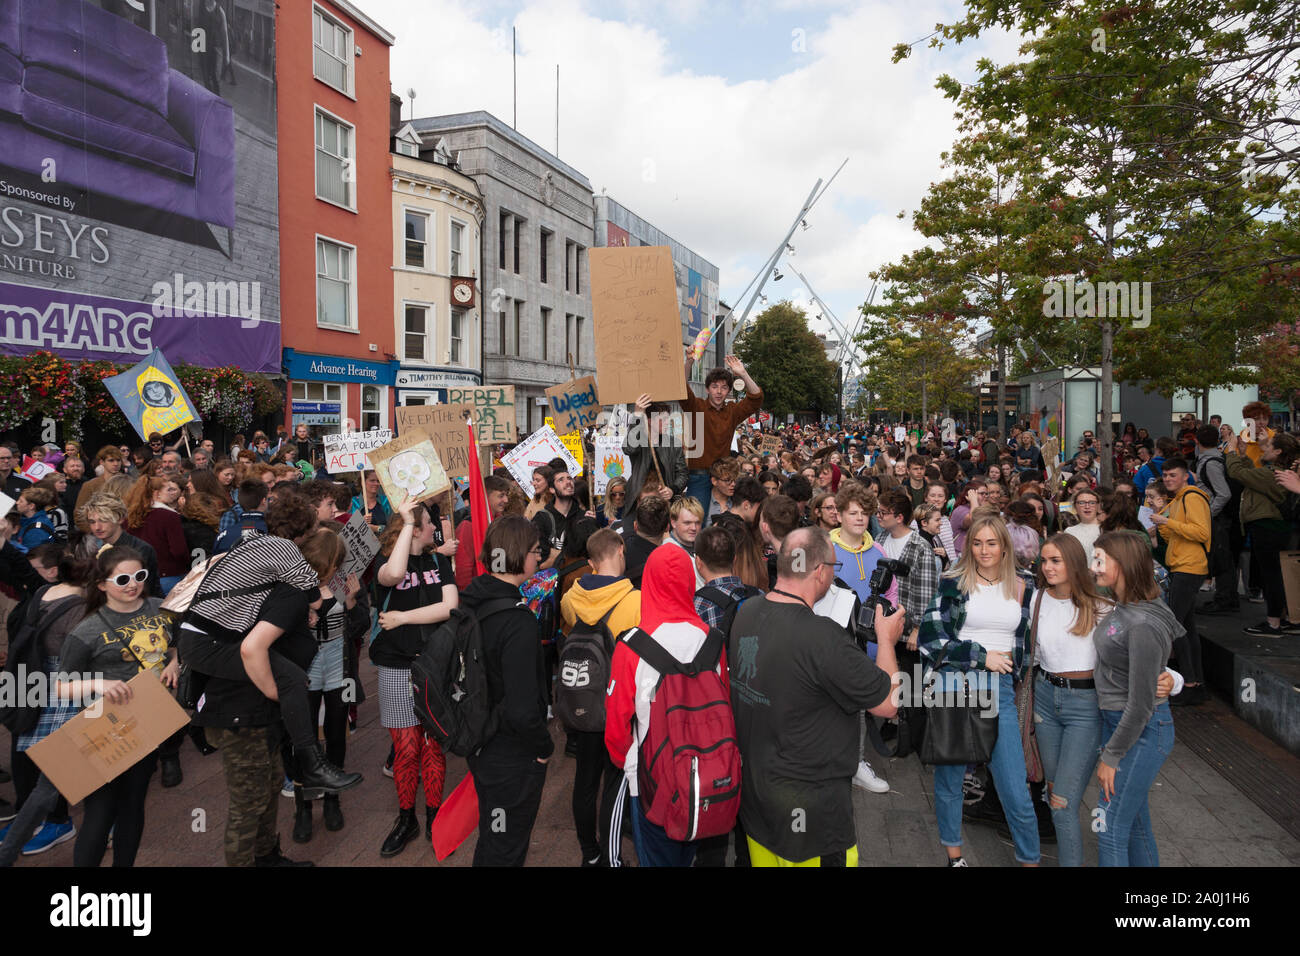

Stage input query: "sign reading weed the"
[
  {"left": 323, "top": 428, "right": 393, "bottom": 474},
  {"left": 446, "top": 386, "right": 514, "bottom": 444},
  {"left": 544, "top": 376, "right": 601, "bottom": 437}
]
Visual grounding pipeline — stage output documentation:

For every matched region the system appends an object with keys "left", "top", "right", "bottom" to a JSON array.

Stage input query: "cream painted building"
[{"left": 390, "top": 122, "right": 486, "bottom": 405}]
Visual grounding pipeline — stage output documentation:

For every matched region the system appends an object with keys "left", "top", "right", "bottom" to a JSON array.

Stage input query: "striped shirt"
[{"left": 189, "top": 534, "right": 319, "bottom": 635}]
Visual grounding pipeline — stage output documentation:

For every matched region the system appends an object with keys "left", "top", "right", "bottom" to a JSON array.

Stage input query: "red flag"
[
  {"left": 468, "top": 421, "right": 490, "bottom": 576},
  {"left": 431, "top": 772, "right": 479, "bottom": 860}
]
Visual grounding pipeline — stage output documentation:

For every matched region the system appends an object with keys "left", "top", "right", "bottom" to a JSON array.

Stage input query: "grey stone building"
[{"left": 409, "top": 111, "right": 595, "bottom": 436}]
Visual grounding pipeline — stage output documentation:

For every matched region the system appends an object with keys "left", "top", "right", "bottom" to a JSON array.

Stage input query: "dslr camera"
[{"left": 857, "top": 558, "right": 909, "bottom": 644}]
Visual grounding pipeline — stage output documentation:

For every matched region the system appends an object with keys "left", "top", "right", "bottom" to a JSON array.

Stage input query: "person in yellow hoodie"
[
  {"left": 1150, "top": 457, "right": 1211, "bottom": 705},
  {"left": 559, "top": 527, "right": 641, "bottom": 867}
]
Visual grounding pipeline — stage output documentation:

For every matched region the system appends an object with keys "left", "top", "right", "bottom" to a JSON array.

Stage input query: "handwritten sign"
[
  {"left": 396, "top": 402, "right": 475, "bottom": 476},
  {"left": 501, "top": 426, "right": 580, "bottom": 492},
  {"left": 446, "top": 386, "right": 515, "bottom": 444},
  {"left": 323, "top": 428, "right": 393, "bottom": 474},
  {"left": 338, "top": 511, "right": 381, "bottom": 580},
  {"left": 759, "top": 434, "right": 783, "bottom": 455},
  {"left": 545, "top": 417, "right": 585, "bottom": 469},
  {"left": 544, "top": 376, "right": 601, "bottom": 437},
  {"left": 590, "top": 246, "right": 687, "bottom": 405},
  {"left": 369, "top": 432, "right": 450, "bottom": 506},
  {"left": 593, "top": 434, "right": 631, "bottom": 495}
]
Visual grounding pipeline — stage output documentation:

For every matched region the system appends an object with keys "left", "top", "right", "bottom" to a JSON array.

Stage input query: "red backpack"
[{"left": 624, "top": 627, "right": 741, "bottom": 842}]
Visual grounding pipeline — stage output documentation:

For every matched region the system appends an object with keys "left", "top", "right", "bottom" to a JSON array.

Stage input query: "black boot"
[
  {"left": 189, "top": 725, "right": 217, "bottom": 756},
  {"left": 296, "top": 744, "right": 362, "bottom": 798},
  {"left": 160, "top": 754, "right": 183, "bottom": 788},
  {"left": 255, "top": 837, "right": 314, "bottom": 867},
  {"left": 323, "top": 794, "right": 344, "bottom": 832},
  {"left": 425, "top": 805, "right": 438, "bottom": 843},
  {"left": 380, "top": 808, "right": 419, "bottom": 858},
  {"left": 293, "top": 788, "right": 313, "bottom": 844}
]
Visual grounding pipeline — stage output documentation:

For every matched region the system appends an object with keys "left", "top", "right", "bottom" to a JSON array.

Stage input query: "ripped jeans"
[{"left": 1032, "top": 675, "right": 1102, "bottom": 867}]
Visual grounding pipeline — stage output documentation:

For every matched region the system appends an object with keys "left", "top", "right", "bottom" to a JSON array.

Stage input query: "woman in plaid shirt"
[{"left": 919, "top": 509, "right": 1040, "bottom": 867}]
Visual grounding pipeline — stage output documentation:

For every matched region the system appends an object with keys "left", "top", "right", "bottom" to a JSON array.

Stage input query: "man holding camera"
[{"left": 729, "top": 527, "right": 904, "bottom": 866}]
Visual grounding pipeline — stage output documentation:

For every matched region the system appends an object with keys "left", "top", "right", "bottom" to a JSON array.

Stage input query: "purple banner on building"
[{"left": 0, "top": 280, "right": 280, "bottom": 372}]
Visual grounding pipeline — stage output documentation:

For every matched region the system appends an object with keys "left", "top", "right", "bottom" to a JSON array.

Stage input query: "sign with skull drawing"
[{"left": 369, "top": 430, "right": 451, "bottom": 507}]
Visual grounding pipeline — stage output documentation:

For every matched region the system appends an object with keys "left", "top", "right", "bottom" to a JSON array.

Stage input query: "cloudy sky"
[{"left": 364, "top": 0, "right": 1020, "bottom": 364}]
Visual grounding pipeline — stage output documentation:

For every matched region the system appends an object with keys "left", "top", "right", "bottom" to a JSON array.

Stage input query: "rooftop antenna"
[{"left": 406, "top": 88, "right": 416, "bottom": 123}]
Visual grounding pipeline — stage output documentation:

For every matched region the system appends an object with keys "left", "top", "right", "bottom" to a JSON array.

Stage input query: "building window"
[
  {"left": 291, "top": 382, "right": 343, "bottom": 402},
  {"left": 498, "top": 308, "right": 507, "bottom": 355},
  {"left": 574, "top": 316, "right": 583, "bottom": 365},
  {"left": 315, "top": 109, "right": 354, "bottom": 208},
  {"left": 404, "top": 304, "right": 429, "bottom": 362},
  {"left": 565, "top": 241, "right": 573, "bottom": 291},
  {"left": 404, "top": 211, "right": 429, "bottom": 269},
  {"left": 316, "top": 237, "right": 355, "bottom": 329},
  {"left": 513, "top": 300, "right": 523, "bottom": 357},
  {"left": 450, "top": 308, "right": 465, "bottom": 365},
  {"left": 513, "top": 218, "right": 522, "bottom": 275},
  {"left": 396, "top": 139, "right": 419, "bottom": 158},
  {"left": 362, "top": 386, "right": 382, "bottom": 431},
  {"left": 498, "top": 212, "right": 508, "bottom": 269},
  {"left": 450, "top": 220, "right": 465, "bottom": 275},
  {"left": 404, "top": 396, "right": 427, "bottom": 406},
  {"left": 312, "top": 5, "right": 353, "bottom": 96},
  {"left": 575, "top": 246, "right": 583, "bottom": 294},
  {"left": 539, "top": 229, "right": 550, "bottom": 284},
  {"left": 540, "top": 307, "right": 551, "bottom": 362},
  {"left": 565, "top": 312, "right": 572, "bottom": 363}
]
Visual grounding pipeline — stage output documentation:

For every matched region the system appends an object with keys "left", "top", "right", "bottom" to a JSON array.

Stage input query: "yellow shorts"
[{"left": 746, "top": 837, "right": 859, "bottom": 867}]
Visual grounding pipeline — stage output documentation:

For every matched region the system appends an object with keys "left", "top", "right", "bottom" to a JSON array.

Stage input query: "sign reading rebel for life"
[
  {"left": 544, "top": 376, "right": 600, "bottom": 437},
  {"left": 323, "top": 428, "right": 393, "bottom": 474},
  {"left": 501, "top": 425, "right": 580, "bottom": 492},
  {"left": 446, "top": 385, "right": 515, "bottom": 444},
  {"left": 369, "top": 432, "right": 451, "bottom": 506},
  {"left": 589, "top": 246, "right": 688, "bottom": 406}
]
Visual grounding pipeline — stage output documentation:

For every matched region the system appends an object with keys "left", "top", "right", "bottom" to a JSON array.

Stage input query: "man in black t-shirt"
[{"left": 728, "top": 526, "right": 903, "bottom": 867}]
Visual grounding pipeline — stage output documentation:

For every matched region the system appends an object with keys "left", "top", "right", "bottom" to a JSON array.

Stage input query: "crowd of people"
[{"left": 0, "top": 360, "right": 1292, "bottom": 868}]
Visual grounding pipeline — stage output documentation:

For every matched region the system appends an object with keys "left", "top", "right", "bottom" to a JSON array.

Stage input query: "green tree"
[
  {"left": 856, "top": 308, "right": 984, "bottom": 422},
  {"left": 733, "top": 302, "right": 838, "bottom": 418}
]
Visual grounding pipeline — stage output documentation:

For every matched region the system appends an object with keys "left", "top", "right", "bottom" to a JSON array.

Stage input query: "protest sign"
[
  {"left": 589, "top": 246, "right": 687, "bottom": 405},
  {"left": 395, "top": 403, "right": 475, "bottom": 476},
  {"left": 445, "top": 386, "right": 515, "bottom": 444},
  {"left": 338, "top": 511, "right": 381, "bottom": 580},
  {"left": 323, "top": 428, "right": 393, "bottom": 474},
  {"left": 0, "top": 490, "right": 14, "bottom": 519},
  {"left": 501, "top": 426, "right": 580, "bottom": 492},
  {"left": 759, "top": 434, "right": 783, "bottom": 455},
  {"left": 593, "top": 434, "right": 631, "bottom": 495},
  {"left": 544, "top": 376, "right": 601, "bottom": 437},
  {"left": 369, "top": 432, "right": 450, "bottom": 506},
  {"left": 21, "top": 458, "right": 56, "bottom": 483},
  {"left": 544, "top": 416, "right": 585, "bottom": 469},
  {"left": 28, "top": 672, "right": 189, "bottom": 805}
]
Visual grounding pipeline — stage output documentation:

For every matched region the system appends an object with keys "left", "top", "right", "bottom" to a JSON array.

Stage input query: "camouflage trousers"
[{"left": 208, "top": 724, "right": 282, "bottom": 866}]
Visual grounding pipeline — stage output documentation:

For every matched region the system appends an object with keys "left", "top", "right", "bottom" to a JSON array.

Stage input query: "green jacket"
[{"left": 1223, "top": 452, "right": 1285, "bottom": 527}]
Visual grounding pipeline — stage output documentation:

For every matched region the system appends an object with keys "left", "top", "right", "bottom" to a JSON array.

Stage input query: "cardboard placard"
[
  {"left": 593, "top": 434, "right": 631, "bottom": 495},
  {"left": 395, "top": 402, "right": 476, "bottom": 476},
  {"left": 590, "top": 246, "right": 688, "bottom": 405},
  {"left": 501, "top": 426, "right": 580, "bottom": 492},
  {"left": 369, "top": 432, "right": 451, "bottom": 506},
  {"left": 323, "top": 428, "right": 393, "bottom": 474},
  {"left": 445, "top": 386, "right": 515, "bottom": 444},
  {"left": 0, "top": 490, "right": 14, "bottom": 519},
  {"left": 759, "top": 434, "right": 783, "bottom": 455},
  {"left": 21, "top": 458, "right": 56, "bottom": 483},
  {"left": 28, "top": 672, "right": 190, "bottom": 805},
  {"left": 544, "top": 417, "right": 585, "bottom": 468},
  {"left": 1281, "top": 551, "right": 1300, "bottom": 625},
  {"left": 544, "top": 376, "right": 601, "bottom": 437},
  {"left": 338, "top": 510, "right": 381, "bottom": 580}
]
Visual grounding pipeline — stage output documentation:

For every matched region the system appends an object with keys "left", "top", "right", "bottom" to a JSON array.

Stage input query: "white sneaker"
[{"left": 853, "top": 760, "right": 890, "bottom": 793}]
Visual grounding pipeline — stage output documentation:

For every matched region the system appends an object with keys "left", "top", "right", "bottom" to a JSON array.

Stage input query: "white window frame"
[
  {"left": 449, "top": 307, "right": 466, "bottom": 367},
  {"left": 361, "top": 385, "right": 387, "bottom": 432},
  {"left": 396, "top": 139, "right": 419, "bottom": 158},
  {"left": 449, "top": 217, "right": 468, "bottom": 276},
  {"left": 402, "top": 300, "right": 434, "bottom": 364},
  {"left": 312, "top": 4, "right": 355, "bottom": 98},
  {"left": 291, "top": 381, "right": 346, "bottom": 428},
  {"left": 314, "top": 105, "right": 356, "bottom": 211},
  {"left": 316, "top": 234, "right": 358, "bottom": 332},
  {"left": 403, "top": 206, "right": 432, "bottom": 271}
]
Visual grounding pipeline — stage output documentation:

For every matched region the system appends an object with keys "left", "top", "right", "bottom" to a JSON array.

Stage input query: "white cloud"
[{"left": 367, "top": 0, "right": 1019, "bottom": 344}]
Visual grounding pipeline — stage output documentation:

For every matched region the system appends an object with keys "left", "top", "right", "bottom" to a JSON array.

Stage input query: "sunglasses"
[{"left": 110, "top": 569, "right": 150, "bottom": 587}]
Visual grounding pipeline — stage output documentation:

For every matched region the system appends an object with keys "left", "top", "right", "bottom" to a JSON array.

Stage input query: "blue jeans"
[
  {"left": 685, "top": 470, "right": 712, "bottom": 510},
  {"left": 631, "top": 795, "right": 697, "bottom": 867},
  {"left": 1033, "top": 675, "right": 1102, "bottom": 867},
  {"left": 1097, "top": 702, "right": 1173, "bottom": 867},
  {"left": 934, "top": 671, "right": 1041, "bottom": 864}
]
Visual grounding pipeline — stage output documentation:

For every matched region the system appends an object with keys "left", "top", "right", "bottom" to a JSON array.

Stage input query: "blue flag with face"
[{"left": 103, "top": 349, "right": 201, "bottom": 441}]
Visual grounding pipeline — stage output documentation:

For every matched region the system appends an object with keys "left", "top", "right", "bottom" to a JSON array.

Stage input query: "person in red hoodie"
[
  {"left": 605, "top": 544, "right": 727, "bottom": 867},
  {"left": 454, "top": 475, "right": 511, "bottom": 590}
]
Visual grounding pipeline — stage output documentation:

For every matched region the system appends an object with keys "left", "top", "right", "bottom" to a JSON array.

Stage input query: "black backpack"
[
  {"left": 0, "top": 587, "right": 79, "bottom": 735},
  {"left": 696, "top": 584, "right": 763, "bottom": 637},
  {"left": 410, "top": 598, "right": 521, "bottom": 757},
  {"left": 555, "top": 604, "right": 619, "bottom": 733}
]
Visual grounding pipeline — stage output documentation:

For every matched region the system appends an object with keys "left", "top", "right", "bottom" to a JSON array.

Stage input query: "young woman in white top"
[{"left": 1063, "top": 487, "right": 1102, "bottom": 555}]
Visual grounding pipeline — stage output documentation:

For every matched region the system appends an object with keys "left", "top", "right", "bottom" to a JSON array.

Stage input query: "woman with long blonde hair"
[{"left": 918, "top": 509, "right": 1039, "bottom": 867}]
